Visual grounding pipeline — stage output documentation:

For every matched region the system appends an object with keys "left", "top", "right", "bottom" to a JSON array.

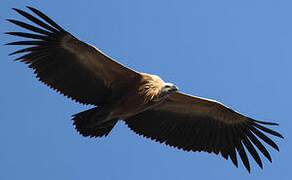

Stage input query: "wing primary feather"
[
  {"left": 239, "top": 126, "right": 263, "bottom": 169},
  {"left": 16, "top": 52, "right": 48, "bottom": 63},
  {"left": 236, "top": 140, "right": 251, "bottom": 173},
  {"left": 230, "top": 146, "right": 238, "bottom": 167},
  {"left": 6, "top": 40, "right": 44, "bottom": 46},
  {"left": 29, "top": 52, "right": 59, "bottom": 67},
  {"left": 26, "top": 6, "right": 65, "bottom": 32},
  {"left": 12, "top": 8, "right": 59, "bottom": 33},
  {"left": 5, "top": 32, "right": 47, "bottom": 40},
  {"left": 245, "top": 129, "right": 272, "bottom": 162},
  {"left": 6, "top": 19, "right": 51, "bottom": 35},
  {"left": 249, "top": 126, "right": 280, "bottom": 151},
  {"left": 232, "top": 127, "right": 251, "bottom": 173},
  {"left": 8, "top": 46, "right": 48, "bottom": 56},
  {"left": 253, "top": 119, "right": 279, "bottom": 125},
  {"left": 252, "top": 122, "right": 283, "bottom": 138},
  {"left": 230, "top": 127, "right": 244, "bottom": 168},
  {"left": 226, "top": 127, "right": 238, "bottom": 167}
]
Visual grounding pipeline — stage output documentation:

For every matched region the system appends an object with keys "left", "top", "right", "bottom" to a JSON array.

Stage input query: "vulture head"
[
  {"left": 140, "top": 74, "right": 178, "bottom": 102},
  {"left": 155, "top": 82, "right": 179, "bottom": 101}
]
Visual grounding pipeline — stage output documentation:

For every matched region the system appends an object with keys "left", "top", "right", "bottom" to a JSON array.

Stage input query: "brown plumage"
[{"left": 6, "top": 7, "right": 283, "bottom": 172}]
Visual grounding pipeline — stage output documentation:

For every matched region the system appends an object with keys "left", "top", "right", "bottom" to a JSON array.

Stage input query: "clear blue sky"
[{"left": 0, "top": 0, "right": 290, "bottom": 179}]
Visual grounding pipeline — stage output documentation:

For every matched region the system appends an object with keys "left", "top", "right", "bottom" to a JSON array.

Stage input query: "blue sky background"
[{"left": 0, "top": 0, "right": 290, "bottom": 179}]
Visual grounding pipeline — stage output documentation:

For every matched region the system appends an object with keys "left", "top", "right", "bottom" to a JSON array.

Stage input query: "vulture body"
[{"left": 6, "top": 7, "right": 283, "bottom": 172}]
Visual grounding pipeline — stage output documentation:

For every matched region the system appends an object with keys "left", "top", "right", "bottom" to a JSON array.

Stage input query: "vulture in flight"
[{"left": 6, "top": 7, "right": 283, "bottom": 172}]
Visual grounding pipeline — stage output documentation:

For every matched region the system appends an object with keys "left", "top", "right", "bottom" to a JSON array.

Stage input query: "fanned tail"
[{"left": 73, "top": 107, "right": 118, "bottom": 137}]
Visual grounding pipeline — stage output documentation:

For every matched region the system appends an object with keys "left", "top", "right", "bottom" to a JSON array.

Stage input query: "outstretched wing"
[
  {"left": 6, "top": 7, "right": 141, "bottom": 105},
  {"left": 125, "top": 92, "right": 283, "bottom": 172}
]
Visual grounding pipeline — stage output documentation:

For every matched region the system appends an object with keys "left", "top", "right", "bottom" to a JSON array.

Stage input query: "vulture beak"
[
  {"left": 170, "top": 85, "right": 179, "bottom": 93},
  {"left": 164, "top": 83, "right": 179, "bottom": 94}
]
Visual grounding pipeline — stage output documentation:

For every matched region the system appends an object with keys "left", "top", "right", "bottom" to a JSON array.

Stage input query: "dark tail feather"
[{"left": 72, "top": 107, "right": 118, "bottom": 138}]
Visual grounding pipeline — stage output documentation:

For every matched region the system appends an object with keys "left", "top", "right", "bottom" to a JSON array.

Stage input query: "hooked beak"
[
  {"left": 169, "top": 85, "right": 179, "bottom": 93},
  {"left": 163, "top": 83, "right": 179, "bottom": 94}
]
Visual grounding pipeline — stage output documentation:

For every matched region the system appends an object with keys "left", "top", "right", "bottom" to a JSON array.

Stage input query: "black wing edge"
[
  {"left": 5, "top": 6, "right": 123, "bottom": 106},
  {"left": 5, "top": 7, "right": 90, "bottom": 104},
  {"left": 238, "top": 118, "right": 283, "bottom": 173},
  {"left": 5, "top": 6, "right": 67, "bottom": 55},
  {"left": 124, "top": 111, "right": 283, "bottom": 173}
]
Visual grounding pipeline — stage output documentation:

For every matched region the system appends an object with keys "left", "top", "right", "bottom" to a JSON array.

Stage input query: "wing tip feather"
[
  {"left": 249, "top": 118, "right": 284, "bottom": 139},
  {"left": 12, "top": 8, "right": 20, "bottom": 12},
  {"left": 6, "top": 19, "right": 13, "bottom": 23},
  {"left": 253, "top": 119, "right": 279, "bottom": 126},
  {"left": 26, "top": 6, "right": 39, "bottom": 13}
]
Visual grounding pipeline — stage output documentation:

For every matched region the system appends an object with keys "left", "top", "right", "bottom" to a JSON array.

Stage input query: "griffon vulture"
[{"left": 6, "top": 7, "right": 283, "bottom": 172}]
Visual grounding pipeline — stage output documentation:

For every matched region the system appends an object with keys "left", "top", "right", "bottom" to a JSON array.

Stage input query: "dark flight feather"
[
  {"left": 124, "top": 92, "right": 283, "bottom": 172},
  {"left": 6, "top": 7, "right": 140, "bottom": 106}
]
